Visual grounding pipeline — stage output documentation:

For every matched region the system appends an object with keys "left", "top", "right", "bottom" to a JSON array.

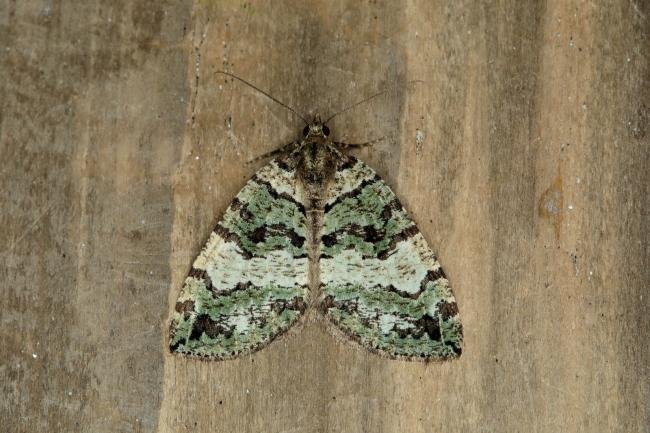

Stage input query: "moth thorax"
[{"left": 298, "top": 142, "right": 337, "bottom": 185}]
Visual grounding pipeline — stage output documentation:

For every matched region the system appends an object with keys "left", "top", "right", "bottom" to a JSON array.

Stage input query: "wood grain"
[{"left": 1, "top": 1, "right": 647, "bottom": 432}]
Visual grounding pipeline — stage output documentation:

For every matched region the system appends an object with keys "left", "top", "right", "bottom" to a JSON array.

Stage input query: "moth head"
[{"left": 302, "top": 116, "right": 330, "bottom": 138}]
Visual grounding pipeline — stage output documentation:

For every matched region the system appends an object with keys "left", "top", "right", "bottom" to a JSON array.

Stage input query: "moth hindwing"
[{"left": 169, "top": 118, "right": 462, "bottom": 360}]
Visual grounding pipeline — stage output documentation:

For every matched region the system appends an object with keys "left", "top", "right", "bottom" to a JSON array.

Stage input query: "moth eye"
[
  {"left": 302, "top": 125, "right": 310, "bottom": 136},
  {"left": 322, "top": 125, "right": 330, "bottom": 136}
]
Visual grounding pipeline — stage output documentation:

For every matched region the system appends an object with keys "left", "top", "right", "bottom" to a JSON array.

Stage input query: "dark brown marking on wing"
[
  {"left": 436, "top": 300, "right": 459, "bottom": 321},
  {"left": 213, "top": 223, "right": 253, "bottom": 259},
  {"left": 323, "top": 175, "right": 382, "bottom": 213},
  {"left": 175, "top": 300, "right": 195, "bottom": 315},
  {"left": 251, "top": 175, "right": 306, "bottom": 215},
  {"left": 250, "top": 223, "right": 306, "bottom": 248},
  {"left": 337, "top": 154, "right": 358, "bottom": 171}
]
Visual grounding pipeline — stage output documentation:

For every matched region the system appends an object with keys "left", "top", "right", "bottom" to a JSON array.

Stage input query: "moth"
[{"left": 169, "top": 72, "right": 463, "bottom": 361}]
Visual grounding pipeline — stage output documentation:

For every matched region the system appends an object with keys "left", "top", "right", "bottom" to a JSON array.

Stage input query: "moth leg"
[
  {"left": 333, "top": 136, "right": 385, "bottom": 150},
  {"left": 247, "top": 141, "right": 299, "bottom": 164}
]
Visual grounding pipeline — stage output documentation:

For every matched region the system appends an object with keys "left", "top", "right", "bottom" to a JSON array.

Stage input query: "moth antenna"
[
  {"left": 216, "top": 71, "right": 309, "bottom": 125},
  {"left": 324, "top": 80, "right": 425, "bottom": 124}
]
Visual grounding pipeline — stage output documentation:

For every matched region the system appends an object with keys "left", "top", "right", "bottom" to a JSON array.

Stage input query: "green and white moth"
[{"left": 169, "top": 74, "right": 463, "bottom": 361}]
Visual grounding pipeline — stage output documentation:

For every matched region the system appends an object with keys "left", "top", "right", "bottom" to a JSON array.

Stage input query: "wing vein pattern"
[
  {"left": 319, "top": 155, "right": 462, "bottom": 360},
  {"left": 169, "top": 157, "right": 309, "bottom": 359},
  {"left": 169, "top": 151, "right": 463, "bottom": 360}
]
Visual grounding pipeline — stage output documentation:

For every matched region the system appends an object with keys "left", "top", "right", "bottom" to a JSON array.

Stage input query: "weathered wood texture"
[{"left": 1, "top": 1, "right": 648, "bottom": 432}]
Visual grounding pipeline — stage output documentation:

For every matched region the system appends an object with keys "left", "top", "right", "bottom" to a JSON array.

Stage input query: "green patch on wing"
[
  {"left": 324, "top": 283, "right": 429, "bottom": 318},
  {"left": 328, "top": 308, "right": 459, "bottom": 358},
  {"left": 323, "top": 282, "right": 462, "bottom": 359},
  {"left": 439, "top": 316, "right": 463, "bottom": 351},
  {"left": 194, "top": 281, "right": 303, "bottom": 319},
  {"left": 323, "top": 181, "right": 394, "bottom": 232},
  {"left": 322, "top": 181, "right": 413, "bottom": 257},
  {"left": 171, "top": 309, "right": 302, "bottom": 358},
  {"left": 170, "top": 278, "right": 306, "bottom": 358},
  {"left": 221, "top": 181, "right": 307, "bottom": 257}
]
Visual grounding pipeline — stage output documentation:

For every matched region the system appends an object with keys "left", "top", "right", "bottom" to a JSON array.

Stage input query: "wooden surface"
[{"left": 1, "top": 1, "right": 648, "bottom": 432}]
